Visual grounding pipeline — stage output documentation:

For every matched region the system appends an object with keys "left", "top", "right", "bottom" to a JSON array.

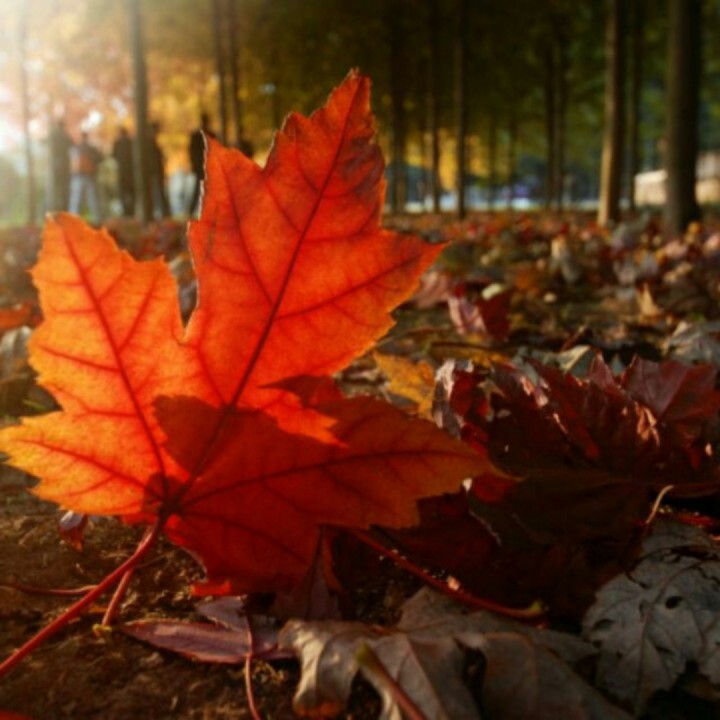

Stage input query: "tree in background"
[
  {"left": 128, "top": 0, "right": 151, "bottom": 223},
  {"left": 6, "top": 0, "right": 720, "bottom": 225},
  {"left": 455, "top": 0, "right": 468, "bottom": 219},
  {"left": 627, "top": 0, "right": 645, "bottom": 213},
  {"left": 18, "top": 3, "right": 36, "bottom": 226},
  {"left": 598, "top": 0, "right": 626, "bottom": 226},
  {"left": 427, "top": 0, "right": 442, "bottom": 213},
  {"left": 211, "top": 0, "right": 228, "bottom": 145},
  {"left": 664, "top": 0, "right": 702, "bottom": 235},
  {"left": 388, "top": 0, "right": 408, "bottom": 214}
]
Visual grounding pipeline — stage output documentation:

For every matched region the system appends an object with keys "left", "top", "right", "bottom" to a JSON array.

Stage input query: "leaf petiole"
[
  {"left": 244, "top": 613, "right": 262, "bottom": 720},
  {"left": 101, "top": 566, "right": 136, "bottom": 627},
  {"left": 356, "top": 642, "right": 429, "bottom": 720},
  {"left": 0, "top": 581, "right": 97, "bottom": 597},
  {"left": 0, "top": 521, "right": 161, "bottom": 678},
  {"left": 351, "top": 529, "right": 546, "bottom": 622}
]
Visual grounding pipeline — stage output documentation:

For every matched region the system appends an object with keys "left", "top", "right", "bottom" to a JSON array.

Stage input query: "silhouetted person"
[
  {"left": 112, "top": 126, "right": 135, "bottom": 217},
  {"left": 187, "top": 113, "right": 215, "bottom": 217},
  {"left": 69, "top": 131, "right": 103, "bottom": 225},
  {"left": 236, "top": 126, "right": 255, "bottom": 159},
  {"left": 48, "top": 119, "right": 72, "bottom": 212},
  {"left": 148, "top": 122, "right": 170, "bottom": 219}
]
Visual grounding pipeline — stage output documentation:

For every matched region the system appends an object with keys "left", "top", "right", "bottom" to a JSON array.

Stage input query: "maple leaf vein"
[
  {"left": 278, "top": 252, "right": 425, "bottom": 320},
  {"left": 172, "top": 510, "right": 309, "bottom": 564},
  {"left": 61, "top": 226, "right": 167, "bottom": 480},
  {"left": 180, "top": 79, "right": 364, "bottom": 490}
]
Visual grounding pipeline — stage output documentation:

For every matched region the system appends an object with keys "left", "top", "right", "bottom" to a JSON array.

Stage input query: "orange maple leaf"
[{"left": 1, "top": 72, "right": 484, "bottom": 593}]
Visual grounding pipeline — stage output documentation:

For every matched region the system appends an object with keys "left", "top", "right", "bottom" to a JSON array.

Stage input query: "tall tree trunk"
[
  {"left": 128, "top": 0, "right": 151, "bottom": 224},
  {"left": 428, "top": 0, "right": 442, "bottom": 213},
  {"left": 227, "top": 0, "right": 243, "bottom": 146},
  {"left": 598, "top": 0, "right": 627, "bottom": 226},
  {"left": 627, "top": 0, "right": 644, "bottom": 212},
  {"left": 664, "top": 0, "right": 702, "bottom": 235},
  {"left": 543, "top": 44, "right": 556, "bottom": 211},
  {"left": 555, "top": 41, "right": 569, "bottom": 211},
  {"left": 388, "top": 3, "right": 407, "bottom": 214},
  {"left": 418, "top": 56, "right": 429, "bottom": 208},
  {"left": 19, "top": 5, "right": 36, "bottom": 226},
  {"left": 455, "top": 0, "right": 468, "bottom": 219},
  {"left": 212, "top": 0, "right": 228, "bottom": 144},
  {"left": 487, "top": 115, "right": 497, "bottom": 210},
  {"left": 506, "top": 114, "right": 518, "bottom": 211}
]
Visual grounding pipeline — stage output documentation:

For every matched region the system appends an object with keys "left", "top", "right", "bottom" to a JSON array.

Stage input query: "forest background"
[{"left": 1, "top": 0, "right": 719, "bottom": 234}]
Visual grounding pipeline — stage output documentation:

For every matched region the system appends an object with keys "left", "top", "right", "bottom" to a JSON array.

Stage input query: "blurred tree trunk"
[
  {"left": 455, "top": 0, "right": 468, "bottom": 219},
  {"left": 543, "top": 43, "right": 556, "bottom": 211},
  {"left": 227, "top": 0, "right": 243, "bottom": 146},
  {"left": 664, "top": 0, "right": 702, "bottom": 235},
  {"left": 388, "top": 2, "right": 407, "bottom": 214},
  {"left": 128, "top": 0, "right": 151, "bottom": 224},
  {"left": 487, "top": 114, "right": 497, "bottom": 210},
  {"left": 428, "top": 0, "right": 441, "bottom": 213},
  {"left": 598, "top": 0, "right": 627, "bottom": 226},
  {"left": 506, "top": 115, "right": 518, "bottom": 211},
  {"left": 554, "top": 41, "right": 568, "bottom": 211},
  {"left": 543, "top": 13, "right": 569, "bottom": 213},
  {"left": 418, "top": 56, "right": 429, "bottom": 208},
  {"left": 627, "top": 0, "right": 644, "bottom": 212},
  {"left": 212, "top": 0, "right": 228, "bottom": 144},
  {"left": 19, "top": 5, "right": 36, "bottom": 226}
]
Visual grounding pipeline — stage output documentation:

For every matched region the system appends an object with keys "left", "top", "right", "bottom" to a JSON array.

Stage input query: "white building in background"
[{"left": 634, "top": 150, "right": 720, "bottom": 206}]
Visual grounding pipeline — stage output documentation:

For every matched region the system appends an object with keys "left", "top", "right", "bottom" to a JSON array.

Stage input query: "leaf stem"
[
  {"left": 643, "top": 484, "right": 675, "bottom": 528},
  {"left": 0, "top": 522, "right": 160, "bottom": 678},
  {"left": 101, "top": 566, "right": 135, "bottom": 627},
  {"left": 356, "top": 642, "right": 428, "bottom": 720},
  {"left": 0, "top": 581, "right": 97, "bottom": 597},
  {"left": 351, "top": 529, "right": 545, "bottom": 622},
  {"left": 244, "top": 613, "right": 262, "bottom": 720}
]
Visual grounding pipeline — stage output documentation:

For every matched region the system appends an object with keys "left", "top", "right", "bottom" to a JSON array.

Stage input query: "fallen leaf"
[
  {"left": 664, "top": 320, "right": 720, "bottom": 365},
  {"left": 0, "top": 72, "right": 484, "bottom": 595},
  {"left": 281, "top": 587, "right": 629, "bottom": 719},
  {"left": 456, "top": 356, "right": 720, "bottom": 543},
  {"left": 476, "top": 633, "right": 629, "bottom": 720},
  {"left": 120, "top": 617, "right": 288, "bottom": 663},
  {"left": 374, "top": 352, "right": 436, "bottom": 417},
  {"left": 448, "top": 286, "right": 513, "bottom": 341},
  {"left": 410, "top": 268, "right": 453, "bottom": 309},
  {"left": 636, "top": 283, "right": 663, "bottom": 320},
  {"left": 622, "top": 356, "right": 720, "bottom": 443},
  {"left": 196, "top": 596, "right": 249, "bottom": 629},
  {"left": 583, "top": 520, "right": 720, "bottom": 714},
  {"left": 390, "top": 354, "right": 720, "bottom": 619}
]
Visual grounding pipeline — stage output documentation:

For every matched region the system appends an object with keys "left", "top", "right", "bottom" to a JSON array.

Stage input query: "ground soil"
[
  {"left": 0, "top": 472, "right": 310, "bottom": 719},
  {"left": 0, "top": 443, "right": 410, "bottom": 719}
]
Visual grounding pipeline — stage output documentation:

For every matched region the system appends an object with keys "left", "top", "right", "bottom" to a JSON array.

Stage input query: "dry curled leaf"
[
  {"left": 120, "top": 617, "right": 288, "bottom": 664},
  {"left": 281, "top": 588, "right": 629, "bottom": 719},
  {"left": 583, "top": 520, "right": 720, "bottom": 714}
]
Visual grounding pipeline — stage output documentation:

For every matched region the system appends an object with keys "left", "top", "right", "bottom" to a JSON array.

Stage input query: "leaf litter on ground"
[
  {"left": 281, "top": 587, "right": 631, "bottom": 719},
  {"left": 4, "top": 77, "right": 720, "bottom": 719}
]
